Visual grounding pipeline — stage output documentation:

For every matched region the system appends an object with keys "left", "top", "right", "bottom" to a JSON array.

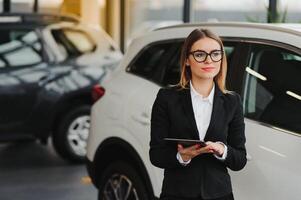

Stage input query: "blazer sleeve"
[
  {"left": 224, "top": 93, "right": 247, "bottom": 171},
  {"left": 149, "top": 88, "right": 184, "bottom": 169}
]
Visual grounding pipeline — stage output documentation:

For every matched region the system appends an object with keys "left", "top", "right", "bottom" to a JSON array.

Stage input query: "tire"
[
  {"left": 98, "top": 161, "right": 150, "bottom": 200},
  {"left": 53, "top": 105, "right": 91, "bottom": 163}
]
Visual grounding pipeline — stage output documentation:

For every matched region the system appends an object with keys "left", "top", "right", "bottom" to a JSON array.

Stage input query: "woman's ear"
[{"left": 185, "top": 58, "right": 190, "bottom": 66}]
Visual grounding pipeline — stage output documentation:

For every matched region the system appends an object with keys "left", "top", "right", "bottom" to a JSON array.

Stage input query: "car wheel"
[
  {"left": 98, "top": 161, "right": 150, "bottom": 200},
  {"left": 53, "top": 105, "right": 91, "bottom": 163}
]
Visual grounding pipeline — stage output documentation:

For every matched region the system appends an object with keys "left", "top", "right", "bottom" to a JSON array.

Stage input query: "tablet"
[{"left": 164, "top": 138, "right": 207, "bottom": 148}]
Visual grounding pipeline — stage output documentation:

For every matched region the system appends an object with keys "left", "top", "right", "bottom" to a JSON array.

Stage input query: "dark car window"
[
  {"left": 242, "top": 44, "right": 301, "bottom": 134},
  {"left": 0, "top": 29, "right": 31, "bottom": 44},
  {"left": 0, "top": 31, "right": 43, "bottom": 68},
  {"left": 51, "top": 28, "right": 96, "bottom": 59},
  {"left": 127, "top": 40, "right": 180, "bottom": 83}
]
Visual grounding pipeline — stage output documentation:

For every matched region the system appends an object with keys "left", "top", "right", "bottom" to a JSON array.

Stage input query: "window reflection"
[
  {"left": 278, "top": 0, "right": 301, "bottom": 22},
  {"left": 192, "top": 0, "right": 267, "bottom": 22},
  {"left": 128, "top": 0, "right": 183, "bottom": 45},
  {"left": 0, "top": 30, "right": 42, "bottom": 68},
  {"left": 51, "top": 28, "right": 96, "bottom": 61},
  {"left": 64, "top": 29, "right": 96, "bottom": 53}
]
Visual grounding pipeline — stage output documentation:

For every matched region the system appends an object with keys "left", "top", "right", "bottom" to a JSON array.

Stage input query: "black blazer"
[{"left": 149, "top": 84, "right": 247, "bottom": 199}]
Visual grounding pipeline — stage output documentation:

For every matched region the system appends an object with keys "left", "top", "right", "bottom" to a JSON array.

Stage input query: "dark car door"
[
  {"left": 227, "top": 38, "right": 301, "bottom": 200},
  {"left": 0, "top": 30, "right": 49, "bottom": 138}
]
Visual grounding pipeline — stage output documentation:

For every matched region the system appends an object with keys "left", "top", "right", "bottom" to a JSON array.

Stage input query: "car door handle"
[
  {"left": 131, "top": 112, "right": 150, "bottom": 126},
  {"left": 246, "top": 153, "right": 252, "bottom": 161}
]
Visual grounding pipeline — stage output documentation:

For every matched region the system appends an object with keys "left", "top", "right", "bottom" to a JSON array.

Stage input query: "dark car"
[{"left": 0, "top": 13, "right": 122, "bottom": 162}]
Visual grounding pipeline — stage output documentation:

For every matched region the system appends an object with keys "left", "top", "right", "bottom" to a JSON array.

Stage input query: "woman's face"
[{"left": 186, "top": 37, "right": 222, "bottom": 80}]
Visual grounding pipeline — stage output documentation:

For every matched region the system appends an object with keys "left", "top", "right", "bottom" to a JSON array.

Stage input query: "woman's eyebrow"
[{"left": 192, "top": 49, "right": 221, "bottom": 52}]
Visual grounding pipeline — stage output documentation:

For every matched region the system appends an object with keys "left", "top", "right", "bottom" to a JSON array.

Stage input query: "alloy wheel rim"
[
  {"left": 67, "top": 115, "right": 90, "bottom": 157},
  {"left": 102, "top": 173, "right": 139, "bottom": 200}
]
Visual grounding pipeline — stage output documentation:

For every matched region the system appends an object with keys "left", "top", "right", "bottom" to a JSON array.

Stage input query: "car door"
[
  {"left": 0, "top": 30, "right": 50, "bottom": 136},
  {"left": 229, "top": 41, "right": 301, "bottom": 200}
]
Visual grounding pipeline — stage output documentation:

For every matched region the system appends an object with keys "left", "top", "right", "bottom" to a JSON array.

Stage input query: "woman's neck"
[{"left": 191, "top": 78, "right": 214, "bottom": 97}]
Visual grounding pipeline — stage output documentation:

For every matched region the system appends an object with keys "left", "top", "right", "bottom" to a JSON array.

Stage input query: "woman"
[{"left": 149, "top": 28, "right": 247, "bottom": 200}]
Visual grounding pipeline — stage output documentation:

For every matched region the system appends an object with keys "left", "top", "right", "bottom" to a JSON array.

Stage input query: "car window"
[
  {"left": 224, "top": 44, "right": 236, "bottom": 67},
  {"left": 0, "top": 31, "right": 43, "bottom": 68},
  {"left": 0, "top": 30, "right": 30, "bottom": 44},
  {"left": 242, "top": 44, "right": 301, "bottom": 134},
  {"left": 160, "top": 41, "right": 182, "bottom": 86},
  {"left": 63, "top": 29, "right": 96, "bottom": 53},
  {"left": 127, "top": 41, "right": 180, "bottom": 82},
  {"left": 51, "top": 28, "right": 96, "bottom": 59}
]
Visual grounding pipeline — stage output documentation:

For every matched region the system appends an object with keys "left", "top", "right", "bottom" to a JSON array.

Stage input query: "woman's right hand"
[{"left": 177, "top": 144, "right": 214, "bottom": 161}]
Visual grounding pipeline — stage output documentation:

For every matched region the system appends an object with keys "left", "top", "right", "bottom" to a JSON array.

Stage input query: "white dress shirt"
[{"left": 177, "top": 81, "right": 227, "bottom": 165}]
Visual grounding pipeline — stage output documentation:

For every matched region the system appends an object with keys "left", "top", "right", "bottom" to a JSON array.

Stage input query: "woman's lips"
[{"left": 201, "top": 67, "right": 215, "bottom": 72}]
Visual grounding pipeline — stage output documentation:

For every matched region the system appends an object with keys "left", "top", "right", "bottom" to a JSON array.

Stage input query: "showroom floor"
[{"left": 0, "top": 140, "right": 97, "bottom": 200}]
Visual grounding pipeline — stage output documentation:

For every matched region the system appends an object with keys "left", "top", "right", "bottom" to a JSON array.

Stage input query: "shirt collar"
[{"left": 190, "top": 80, "right": 215, "bottom": 105}]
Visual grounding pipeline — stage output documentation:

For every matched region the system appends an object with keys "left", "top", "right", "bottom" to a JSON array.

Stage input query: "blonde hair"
[{"left": 177, "top": 28, "right": 228, "bottom": 93}]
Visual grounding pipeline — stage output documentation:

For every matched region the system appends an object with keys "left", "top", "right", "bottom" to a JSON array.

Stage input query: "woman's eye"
[
  {"left": 212, "top": 51, "right": 221, "bottom": 57},
  {"left": 195, "top": 53, "right": 206, "bottom": 58}
]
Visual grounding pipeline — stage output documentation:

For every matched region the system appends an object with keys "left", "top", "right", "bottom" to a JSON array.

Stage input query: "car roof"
[
  {"left": 0, "top": 13, "right": 79, "bottom": 28},
  {"left": 155, "top": 22, "right": 301, "bottom": 37},
  {"left": 121, "top": 22, "right": 301, "bottom": 71}
]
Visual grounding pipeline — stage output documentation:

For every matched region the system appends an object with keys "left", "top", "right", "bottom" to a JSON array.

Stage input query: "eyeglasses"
[{"left": 189, "top": 50, "right": 223, "bottom": 63}]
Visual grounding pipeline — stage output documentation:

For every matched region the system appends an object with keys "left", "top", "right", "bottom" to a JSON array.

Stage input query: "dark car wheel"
[
  {"left": 98, "top": 161, "right": 150, "bottom": 200},
  {"left": 53, "top": 105, "right": 91, "bottom": 163}
]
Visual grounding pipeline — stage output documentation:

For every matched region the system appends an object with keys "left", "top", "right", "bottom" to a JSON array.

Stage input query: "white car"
[{"left": 86, "top": 22, "right": 301, "bottom": 199}]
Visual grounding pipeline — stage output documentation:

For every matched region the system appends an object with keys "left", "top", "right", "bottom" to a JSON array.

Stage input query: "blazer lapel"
[
  {"left": 179, "top": 87, "right": 200, "bottom": 140},
  {"left": 204, "top": 85, "right": 224, "bottom": 141}
]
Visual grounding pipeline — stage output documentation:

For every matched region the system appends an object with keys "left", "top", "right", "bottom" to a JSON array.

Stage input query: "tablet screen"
[{"left": 164, "top": 138, "right": 207, "bottom": 148}]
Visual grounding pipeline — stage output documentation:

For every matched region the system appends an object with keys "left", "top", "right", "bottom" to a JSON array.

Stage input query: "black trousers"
[{"left": 160, "top": 192, "right": 234, "bottom": 200}]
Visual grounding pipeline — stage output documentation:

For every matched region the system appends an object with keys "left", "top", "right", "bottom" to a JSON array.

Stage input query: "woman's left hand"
[{"left": 205, "top": 141, "right": 225, "bottom": 156}]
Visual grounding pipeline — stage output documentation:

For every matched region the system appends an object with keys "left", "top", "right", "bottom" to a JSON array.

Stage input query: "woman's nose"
[{"left": 204, "top": 55, "right": 213, "bottom": 63}]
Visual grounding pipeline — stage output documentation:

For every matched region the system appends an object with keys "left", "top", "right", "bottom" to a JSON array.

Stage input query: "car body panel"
[
  {"left": 231, "top": 118, "right": 301, "bottom": 199},
  {"left": 87, "top": 71, "right": 165, "bottom": 195}
]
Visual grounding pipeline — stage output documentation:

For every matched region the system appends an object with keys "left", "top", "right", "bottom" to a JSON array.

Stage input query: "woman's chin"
[{"left": 197, "top": 73, "right": 216, "bottom": 80}]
